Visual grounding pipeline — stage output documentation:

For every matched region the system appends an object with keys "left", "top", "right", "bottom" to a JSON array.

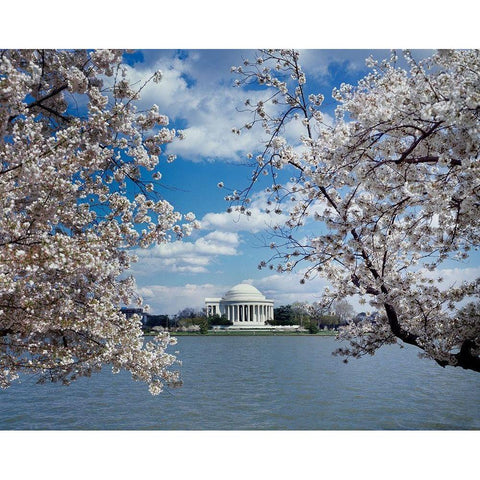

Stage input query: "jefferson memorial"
[{"left": 205, "top": 284, "right": 274, "bottom": 326}]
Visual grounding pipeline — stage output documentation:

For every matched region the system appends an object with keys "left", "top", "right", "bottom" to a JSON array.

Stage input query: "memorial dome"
[
  {"left": 205, "top": 283, "right": 274, "bottom": 326},
  {"left": 223, "top": 283, "right": 265, "bottom": 301}
]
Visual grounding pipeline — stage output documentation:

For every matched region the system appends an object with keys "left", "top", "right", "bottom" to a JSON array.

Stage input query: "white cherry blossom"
[
  {"left": 0, "top": 49, "right": 198, "bottom": 393},
  {"left": 233, "top": 49, "right": 480, "bottom": 373}
]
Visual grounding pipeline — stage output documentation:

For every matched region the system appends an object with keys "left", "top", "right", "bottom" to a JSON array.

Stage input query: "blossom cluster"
[{"left": 0, "top": 50, "right": 198, "bottom": 393}]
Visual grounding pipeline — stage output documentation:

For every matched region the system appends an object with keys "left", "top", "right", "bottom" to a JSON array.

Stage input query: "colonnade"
[
  {"left": 223, "top": 303, "right": 273, "bottom": 323},
  {"left": 205, "top": 302, "right": 274, "bottom": 324}
]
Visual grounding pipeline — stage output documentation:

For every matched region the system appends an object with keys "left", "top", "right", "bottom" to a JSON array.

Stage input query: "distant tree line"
[
  {"left": 269, "top": 300, "right": 356, "bottom": 333},
  {"left": 126, "top": 307, "right": 232, "bottom": 335},
  {"left": 124, "top": 299, "right": 361, "bottom": 335}
]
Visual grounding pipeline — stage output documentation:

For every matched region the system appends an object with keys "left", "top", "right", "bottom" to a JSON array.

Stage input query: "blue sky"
[
  {"left": 112, "top": 49, "right": 479, "bottom": 315},
  {"left": 123, "top": 49, "right": 372, "bottom": 313}
]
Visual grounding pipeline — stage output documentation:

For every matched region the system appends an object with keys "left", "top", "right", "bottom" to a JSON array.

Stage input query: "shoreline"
[{"left": 145, "top": 330, "right": 338, "bottom": 337}]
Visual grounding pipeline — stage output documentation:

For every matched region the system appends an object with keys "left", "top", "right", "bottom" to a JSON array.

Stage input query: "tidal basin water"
[{"left": 1, "top": 336, "right": 479, "bottom": 430}]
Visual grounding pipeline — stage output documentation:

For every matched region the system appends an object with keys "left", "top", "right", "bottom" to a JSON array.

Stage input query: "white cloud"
[
  {"left": 200, "top": 178, "right": 329, "bottom": 236},
  {"left": 136, "top": 282, "right": 230, "bottom": 315},
  {"left": 165, "top": 84, "right": 276, "bottom": 163},
  {"left": 131, "top": 231, "right": 240, "bottom": 276},
  {"left": 121, "top": 50, "right": 342, "bottom": 165},
  {"left": 201, "top": 208, "right": 288, "bottom": 234},
  {"left": 168, "top": 122, "right": 257, "bottom": 163},
  {"left": 422, "top": 266, "right": 480, "bottom": 287},
  {"left": 120, "top": 51, "right": 274, "bottom": 164},
  {"left": 200, "top": 185, "right": 299, "bottom": 234}
]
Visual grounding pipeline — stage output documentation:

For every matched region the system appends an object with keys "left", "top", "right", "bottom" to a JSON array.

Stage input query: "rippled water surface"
[{"left": 1, "top": 336, "right": 479, "bottom": 429}]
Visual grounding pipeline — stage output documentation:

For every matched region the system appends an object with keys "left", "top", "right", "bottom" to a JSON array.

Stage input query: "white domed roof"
[{"left": 223, "top": 283, "right": 266, "bottom": 301}]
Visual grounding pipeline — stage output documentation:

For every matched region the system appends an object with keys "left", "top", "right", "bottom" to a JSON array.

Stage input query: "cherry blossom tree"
[
  {"left": 0, "top": 49, "right": 199, "bottom": 394},
  {"left": 232, "top": 49, "right": 480, "bottom": 372}
]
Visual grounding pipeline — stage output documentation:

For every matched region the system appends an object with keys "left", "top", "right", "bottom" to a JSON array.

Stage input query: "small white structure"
[{"left": 205, "top": 283, "right": 274, "bottom": 326}]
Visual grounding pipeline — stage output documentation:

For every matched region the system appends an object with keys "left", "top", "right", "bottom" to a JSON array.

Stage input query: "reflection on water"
[{"left": 0, "top": 336, "right": 479, "bottom": 429}]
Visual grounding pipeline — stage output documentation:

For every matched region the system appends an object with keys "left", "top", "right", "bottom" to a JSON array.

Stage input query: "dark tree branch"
[{"left": 8, "top": 83, "right": 69, "bottom": 124}]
